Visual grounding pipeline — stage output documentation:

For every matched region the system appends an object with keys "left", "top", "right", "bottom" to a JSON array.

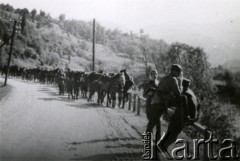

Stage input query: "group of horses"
[
  {"left": 58, "top": 69, "right": 135, "bottom": 108},
  {"left": 0, "top": 65, "right": 135, "bottom": 108}
]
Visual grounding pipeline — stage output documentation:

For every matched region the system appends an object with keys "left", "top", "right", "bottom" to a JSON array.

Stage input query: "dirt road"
[{"left": 0, "top": 78, "right": 150, "bottom": 160}]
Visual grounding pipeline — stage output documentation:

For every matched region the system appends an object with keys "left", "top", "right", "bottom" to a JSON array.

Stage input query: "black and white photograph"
[{"left": 0, "top": 0, "right": 240, "bottom": 160}]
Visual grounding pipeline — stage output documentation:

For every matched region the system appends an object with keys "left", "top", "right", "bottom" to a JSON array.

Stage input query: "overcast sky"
[{"left": 1, "top": 0, "right": 240, "bottom": 32}]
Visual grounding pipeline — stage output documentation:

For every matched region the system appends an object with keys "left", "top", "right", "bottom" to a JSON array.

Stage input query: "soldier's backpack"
[{"left": 182, "top": 88, "right": 200, "bottom": 121}]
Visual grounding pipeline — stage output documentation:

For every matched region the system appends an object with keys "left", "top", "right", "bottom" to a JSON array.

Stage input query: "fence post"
[
  {"left": 133, "top": 94, "right": 136, "bottom": 112},
  {"left": 137, "top": 96, "right": 140, "bottom": 115},
  {"left": 128, "top": 93, "right": 132, "bottom": 110},
  {"left": 122, "top": 93, "right": 125, "bottom": 109}
]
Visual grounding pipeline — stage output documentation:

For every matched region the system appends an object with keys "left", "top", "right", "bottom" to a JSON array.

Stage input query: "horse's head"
[{"left": 124, "top": 76, "right": 135, "bottom": 92}]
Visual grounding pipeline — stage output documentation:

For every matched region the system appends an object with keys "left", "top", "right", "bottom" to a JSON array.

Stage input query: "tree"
[
  {"left": 139, "top": 29, "right": 144, "bottom": 37},
  {"left": 59, "top": 14, "right": 66, "bottom": 22},
  {"left": 21, "top": 14, "right": 26, "bottom": 33},
  {"left": 31, "top": 9, "right": 37, "bottom": 22},
  {"left": 0, "top": 4, "right": 14, "bottom": 12},
  {"left": 0, "top": 20, "right": 10, "bottom": 49},
  {"left": 96, "top": 22, "right": 106, "bottom": 44},
  {"left": 149, "top": 39, "right": 169, "bottom": 74},
  {"left": 21, "top": 8, "right": 29, "bottom": 15},
  {"left": 40, "top": 10, "right": 45, "bottom": 17},
  {"left": 0, "top": 47, "right": 8, "bottom": 65},
  {"left": 165, "top": 43, "right": 214, "bottom": 98},
  {"left": 139, "top": 35, "right": 151, "bottom": 77}
]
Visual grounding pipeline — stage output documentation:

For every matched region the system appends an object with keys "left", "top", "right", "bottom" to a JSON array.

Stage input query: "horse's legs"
[
  {"left": 88, "top": 91, "right": 93, "bottom": 102},
  {"left": 101, "top": 91, "right": 106, "bottom": 105},
  {"left": 71, "top": 88, "right": 74, "bottom": 99},
  {"left": 76, "top": 88, "right": 79, "bottom": 100},
  {"left": 68, "top": 89, "right": 70, "bottom": 99},
  {"left": 118, "top": 92, "right": 122, "bottom": 108},
  {"left": 111, "top": 92, "right": 116, "bottom": 108},
  {"left": 58, "top": 84, "right": 61, "bottom": 95},
  {"left": 106, "top": 92, "right": 110, "bottom": 107},
  {"left": 125, "top": 92, "right": 129, "bottom": 102},
  {"left": 97, "top": 89, "right": 101, "bottom": 105}
]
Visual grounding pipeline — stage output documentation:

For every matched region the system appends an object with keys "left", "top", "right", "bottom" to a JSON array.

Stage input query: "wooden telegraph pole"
[
  {"left": 92, "top": 18, "right": 95, "bottom": 71},
  {"left": 4, "top": 20, "right": 21, "bottom": 86}
]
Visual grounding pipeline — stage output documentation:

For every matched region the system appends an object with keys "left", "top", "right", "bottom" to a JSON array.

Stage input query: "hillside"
[
  {"left": 1, "top": 3, "right": 239, "bottom": 77},
  {"left": 0, "top": 5, "right": 146, "bottom": 74}
]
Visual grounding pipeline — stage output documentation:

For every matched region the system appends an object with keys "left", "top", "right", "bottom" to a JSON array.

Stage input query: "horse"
[
  {"left": 80, "top": 72, "right": 88, "bottom": 98},
  {"left": 106, "top": 72, "right": 126, "bottom": 108},
  {"left": 87, "top": 72, "right": 103, "bottom": 102},
  {"left": 96, "top": 74, "right": 111, "bottom": 105},
  {"left": 118, "top": 69, "right": 135, "bottom": 108}
]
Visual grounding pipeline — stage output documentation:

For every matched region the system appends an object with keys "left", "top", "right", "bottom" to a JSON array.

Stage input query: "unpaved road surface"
[{"left": 0, "top": 78, "right": 150, "bottom": 161}]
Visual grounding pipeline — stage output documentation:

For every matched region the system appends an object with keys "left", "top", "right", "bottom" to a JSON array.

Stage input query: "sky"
[
  {"left": 1, "top": 0, "right": 239, "bottom": 32},
  {"left": 1, "top": 0, "right": 240, "bottom": 65}
]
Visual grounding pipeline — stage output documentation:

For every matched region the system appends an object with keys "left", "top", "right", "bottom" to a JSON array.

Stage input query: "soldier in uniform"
[
  {"left": 150, "top": 64, "right": 183, "bottom": 133},
  {"left": 58, "top": 69, "right": 65, "bottom": 95},
  {"left": 158, "top": 78, "right": 199, "bottom": 153},
  {"left": 143, "top": 69, "right": 160, "bottom": 159},
  {"left": 143, "top": 70, "right": 160, "bottom": 134}
]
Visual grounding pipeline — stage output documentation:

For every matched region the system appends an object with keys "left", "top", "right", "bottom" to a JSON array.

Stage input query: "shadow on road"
[
  {"left": 67, "top": 102, "right": 109, "bottom": 109},
  {"left": 37, "top": 86, "right": 111, "bottom": 109},
  {"left": 71, "top": 152, "right": 143, "bottom": 161},
  {"left": 67, "top": 137, "right": 139, "bottom": 145},
  {"left": 37, "top": 86, "right": 79, "bottom": 103},
  {"left": 67, "top": 137, "right": 143, "bottom": 160}
]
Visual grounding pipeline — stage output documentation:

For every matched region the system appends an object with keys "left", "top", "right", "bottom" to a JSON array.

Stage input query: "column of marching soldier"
[
  {"left": 0, "top": 64, "right": 199, "bottom": 155},
  {"left": 0, "top": 65, "right": 134, "bottom": 108}
]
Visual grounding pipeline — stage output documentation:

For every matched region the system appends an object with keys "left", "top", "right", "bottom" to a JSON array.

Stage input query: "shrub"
[
  {"left": 23, "top": 47, "right": 38, "bottom": 59},
  {"left": 45, "top": 52, "right": 60, "bottom": 66}
]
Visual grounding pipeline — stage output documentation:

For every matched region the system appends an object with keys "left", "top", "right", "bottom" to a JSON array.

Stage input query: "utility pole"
[
  {"left": 4, "top": 20, "right": 21, "bottom": 86},
  {"left": 92, "top": 18, "right": 95, "bottom": 71}
]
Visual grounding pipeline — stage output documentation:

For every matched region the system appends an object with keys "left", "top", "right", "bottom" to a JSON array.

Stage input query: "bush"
[
  {"left": 45, "top": 52, "right": 60, "bottom": 65},
  {"left": 23, "top": 47, "right": 38, "bottom": 59}
]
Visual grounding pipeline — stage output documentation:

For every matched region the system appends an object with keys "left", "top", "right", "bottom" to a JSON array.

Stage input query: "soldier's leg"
[
  {"left": 162, "top": 117, "right": 183, "bottom": 149},
  {"left": 111, "top": 92, "right": 116, "bottom": 108},
  {"left": 159, "top": 96, "right": 188, "bottom": 149},
  {"left": 118, "top": 92, "right": 122, "bottom": 107},
  {"left": 146, "top": 104, "right": 165, "bottom": 133},
  {"left": 146, "top": 104, "right": 158, "bottom": 132}
]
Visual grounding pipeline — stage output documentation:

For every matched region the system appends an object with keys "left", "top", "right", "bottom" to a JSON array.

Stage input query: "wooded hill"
[
  {"left": 0, "top": 3, "right": 168, "bottom": 77},
  {"left": 0, "top": 3, "right": 211, "bottom": 88}
]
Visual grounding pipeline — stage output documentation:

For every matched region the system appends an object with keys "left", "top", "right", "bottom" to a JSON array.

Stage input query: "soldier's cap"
[
  {"left": 120, "top": 69, "right": 126, "bottom": 73},
  {"left": 150, "top": 69, "right": 158, "bottom": 75},
  {"left": 182, "top": 78, "right": 191, "bottom": 87},
  {"left": 171, "top": 64, "right": 182, "bottom": 72}
]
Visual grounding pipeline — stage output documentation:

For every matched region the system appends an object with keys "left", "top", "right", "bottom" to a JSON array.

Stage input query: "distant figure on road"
[
  {"left": 57, "top": 69, "right": 65, "bottom": 95},
  {"left": 143, "top": 70, "right": 160, "bottom": 134}
]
